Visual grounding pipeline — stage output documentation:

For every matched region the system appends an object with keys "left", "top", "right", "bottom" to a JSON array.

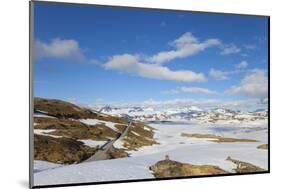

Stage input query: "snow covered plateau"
[{"left": 33, "top": 102, "right": 268, "bottom": 186}]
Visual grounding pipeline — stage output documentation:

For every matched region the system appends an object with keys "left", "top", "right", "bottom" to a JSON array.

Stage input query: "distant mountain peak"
[
  {"left": 99, "top": 105, "right": 112, "bottom": 112},
  {"left": 189, "top": 106, "right": 202, "bottom": 112}
]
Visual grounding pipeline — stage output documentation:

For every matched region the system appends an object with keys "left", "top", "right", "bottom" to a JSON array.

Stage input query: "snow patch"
[
  {"left": 78, "top": 139, "right": 107, "bottom": 148},
  {"left": 34, "top": 129, "right": 62, "bottom": 138},
  {"left": 79, "top": 119, "right": 121, "bottom": 132},
  {"left": 143, "top": 126, "right": 151, "bottom": 131},
  {"left": 131, "top": 131, "right": 140, "bottom": 136}
]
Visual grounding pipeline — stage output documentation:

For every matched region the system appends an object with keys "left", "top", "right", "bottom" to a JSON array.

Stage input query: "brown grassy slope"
[
  {"left": 34, "top": 97, "right": 158, "bottom": 162},
  {"left": 150, "top": 157, "right": 227, "bottom": 178},
  {"left": 34, "top": 117, "right": 119, "bottom": 140},
  {"left": 34, "top": 134, "right": 97, "bottom": 164},
  {"left": 34, "top": 97, "right": 98, "bottom": 119},
  {"left": 34, "top": 97, "right": 130, "bottom": 124},
  {"left": 181, "top": 133, "right": 258, "bottom": 143},
  {"left": 114, "top": 122, "right": 158, "bottom": 151}
]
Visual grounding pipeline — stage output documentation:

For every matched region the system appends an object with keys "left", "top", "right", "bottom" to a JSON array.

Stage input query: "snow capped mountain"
[
  {"left": 99, "top": 105, "right": 113, "bottom": 112},
  {"left": 128, "top": 107, "right": 144, "bottom": 113},
  {"left": 96, "top": 105, "right": 267, "bottom": 124},
  {"left": 192, "top": 108, "right": 267, "bottom": 124}
]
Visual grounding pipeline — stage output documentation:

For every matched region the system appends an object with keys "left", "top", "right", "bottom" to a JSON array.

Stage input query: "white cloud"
[
  {"left": 209, "top": 63, "right": 247, "bottom": 80},
  {"left": 225, "top": 69, "right": 268, "bottom": 99},
  {"left": 220, "top": 44, "right": 241, "bottom": 55},
  {"left": 164, "top": 87, "right": 217, "bottom": 95},
  {"left": 180, "top": 87, "right": 217, "bottom": 95},
  {"left": 104, "top": 54, "right": 139, "bottom": 72},
  {"left": 147, "top": 32, "right": 221, "bottom": 64},
  {"left": 235, "top": 61, "right": 248, "bottom": 69},
  {"left": 35, "top": 38, "right": 85, "bottom": 61},
  {"left": 104, "top": 54, "right": 206, "bottom": 82},
  {"left": 209, "top": 68, "right": 229, "bottom": 80}
]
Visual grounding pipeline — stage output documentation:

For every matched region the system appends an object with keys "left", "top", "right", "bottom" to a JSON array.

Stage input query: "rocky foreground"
[
  {"left": 149, "top": 155, "right": 265, "bottom": 178},
  {"left": 150, "top": 156, "right": 228, "bottom": 178}
]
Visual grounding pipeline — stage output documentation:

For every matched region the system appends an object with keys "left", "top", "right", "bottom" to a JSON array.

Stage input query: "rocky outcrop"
[
  {"left": 257, "top": 144, "right": 268, "bottom": 150},
  {"left": 181, "top": 133, "right": 258, "bottom": 143},
  {"left": 114, "top": 122, "right": 158, "bottom": 151},
  {"left": 108, "top": 147, "right": 128, "bottom": 159},
  {"left": 226, "top": 156, "right": 266, "bottom": 173},
  {"left": 34, "top": 97, "right": 98, "bottom": 119},
  {"left": 34, "top": 134, "right": 97, "bottom": 164},
  {"left": 149, "top": 156, "right": 227, "bottom": 178}
]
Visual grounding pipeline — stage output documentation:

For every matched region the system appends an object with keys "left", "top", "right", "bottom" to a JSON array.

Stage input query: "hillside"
[{"left": 33, "top": 97, "right": 157, "bottom": 164}]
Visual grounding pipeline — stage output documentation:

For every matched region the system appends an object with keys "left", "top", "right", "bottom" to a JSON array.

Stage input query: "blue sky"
[{"left": 33, "top": 2, "right": 268, "bottom": 109}]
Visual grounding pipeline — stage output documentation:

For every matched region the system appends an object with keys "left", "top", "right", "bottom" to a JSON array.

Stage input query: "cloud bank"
[
  {"left": 225, "top": 69, "right": 268, "bottom": 99},
  {"left": 209, "top": 68, "right": 229, "bottom": 80},
  {"left": 209, "top": 61, "right": 247, "bottom": 81},
  {"left": 104, "top": 54, "right": 206, "bottom": 82}
]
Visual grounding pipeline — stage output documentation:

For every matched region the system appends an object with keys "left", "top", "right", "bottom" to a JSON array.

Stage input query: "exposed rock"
[
  {"left": 257, "top": 144, "right": 268, "bottom": 150},
  {"left": 226, "top": 156, "right": 266, "bottom": 173},
  {"left": 108, "top": 147, "right": 129, "bottom": 159},
  {"left": 99, "top": 105, "right": 113, "bottom": 112},
  {"left": 150, "top": 157, "right": 228, "bottom": 178},
  {"left": 181, "top": 133, "right": 258, "bottom": 143}
]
